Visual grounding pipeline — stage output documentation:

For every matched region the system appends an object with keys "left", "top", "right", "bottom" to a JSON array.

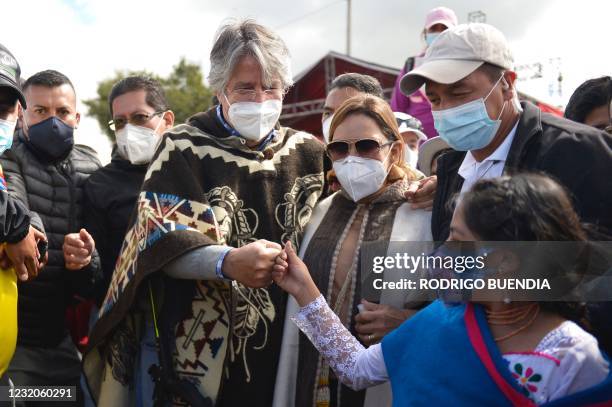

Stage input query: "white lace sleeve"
[{"left": 291, "top": 294, "right": 389, "bottom": 390}]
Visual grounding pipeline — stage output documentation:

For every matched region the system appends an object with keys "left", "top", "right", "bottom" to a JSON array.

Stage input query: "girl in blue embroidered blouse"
[{"left": 272, "top": 173, "right": 611, "bottom": 406}]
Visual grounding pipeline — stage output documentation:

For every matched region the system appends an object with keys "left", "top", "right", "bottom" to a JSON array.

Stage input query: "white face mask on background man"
[
  {"left": 321, "top": 114, "right": 333, "bottom": 144},
  {"left": 404, "top": 147, "right": 419, "bottom": 169},
  {"left": 116, "top": 113, "right": 166, "bottom": 165},
  {"left": 224, "top": 94, "right": 282, "bottom": 142}
]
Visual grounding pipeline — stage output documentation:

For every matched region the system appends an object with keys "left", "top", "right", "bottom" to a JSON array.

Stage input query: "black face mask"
[{"left": 25, "top": 116, "right": 74, "bottom": 162}]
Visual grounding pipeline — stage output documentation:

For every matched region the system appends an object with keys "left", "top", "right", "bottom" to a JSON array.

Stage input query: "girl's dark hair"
[
  {"left": 462, "top": 174, "right": 586, "bottom": 242},
  {"left": 460, "top": 173, "right": 588, "bottom": 322}
]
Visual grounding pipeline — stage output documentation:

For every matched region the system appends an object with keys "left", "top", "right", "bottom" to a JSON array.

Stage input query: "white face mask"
[
  {"left": 404, "top": 147, "right": 418, "bottom": 169},
  {"left": 115, "top": 115, "right": 165, "bottom": 165},
  {"left": 321, "top": 114, "right": 333, "bottom": 144},
  {"left": 224, "top": 95, "right": 282, "bottom": 142},
  {"left": 332, "top": 153, "right": 391, "bottom": 202}
]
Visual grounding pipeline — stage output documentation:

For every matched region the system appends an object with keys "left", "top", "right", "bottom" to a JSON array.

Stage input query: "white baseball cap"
[
  {"left": 417, "top": 137, "right": 451, "bottom": 176},
  {"left": 394, "top": 112, "right": 427, "bottom": 141},
  {"left": 400, "top": 23, "right": 514, "bottom": 96}
]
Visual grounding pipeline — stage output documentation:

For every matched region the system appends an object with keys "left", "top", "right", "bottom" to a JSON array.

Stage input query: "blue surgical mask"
[
  {"left": 425, "top": 32, "right": 440, "bottom": 47},
  {"left": 432, "top": 75, "right": 507, "bottom": 151},
  {"left": 0, "top": 118, "right": 16, "bottom": 155}
]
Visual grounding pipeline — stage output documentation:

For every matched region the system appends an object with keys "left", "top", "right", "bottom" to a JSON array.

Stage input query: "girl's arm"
[{"left": 274, "top": 242, "right": 389, "bottom": 390}]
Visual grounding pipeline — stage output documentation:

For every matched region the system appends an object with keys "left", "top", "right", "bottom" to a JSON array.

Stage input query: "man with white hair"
[
  {"left": 399, "top": 23, "right": 612, "bottom": 241},
  {"left": 84, "top": 19, "right": 326, "bottom": 406}
]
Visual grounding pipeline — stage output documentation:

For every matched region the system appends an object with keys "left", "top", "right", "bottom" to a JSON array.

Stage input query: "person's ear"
[
  {"left": 75, "top": 112, "right": 81, "bottom": 129},
  {"left": 216, "top": 90, "right": 226, "bottom": 104},
  {"left": 502, "top": 71, "right": 517, "bottom": 102},
  {"left": 162, "top": 110, "right": 175, "bottom": 130}
]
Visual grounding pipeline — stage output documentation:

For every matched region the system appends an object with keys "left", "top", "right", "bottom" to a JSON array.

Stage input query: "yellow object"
[{"left": 0, "top": 265, "right": 17, "bottom": 377}]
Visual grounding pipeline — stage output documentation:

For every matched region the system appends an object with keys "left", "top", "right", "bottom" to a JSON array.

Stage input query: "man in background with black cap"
[{"left": 0, "top": 43, "right": 46, "bottom": 282}]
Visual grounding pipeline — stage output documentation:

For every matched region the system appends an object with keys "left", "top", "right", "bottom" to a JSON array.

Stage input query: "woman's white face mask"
[{"left": 332, "top": 147, "right": 393, "bottom": 202}]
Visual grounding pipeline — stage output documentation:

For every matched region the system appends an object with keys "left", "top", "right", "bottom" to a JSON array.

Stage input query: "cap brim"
[
  {"left": 400, "top": 59, "right": 484, "bottom": 96},
  {"left": 425, "top": 19, "right": 451, "bottom": 29},
  {"left": 0, "top": 77, "right": 26, "bottom": 109},
  {"left": 414, "top": 129, "right": 427, "bottom": 141},
  {"left": 417, "top": 137, "right": 451, "bottom": 176},
  {"left": 399, "top": 127, "right": 427, "bottom": 142}
]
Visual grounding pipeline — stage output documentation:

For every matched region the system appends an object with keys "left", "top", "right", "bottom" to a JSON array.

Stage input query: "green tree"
[{"left": 84, "top": 58, "right": 214, "bottom": 142}]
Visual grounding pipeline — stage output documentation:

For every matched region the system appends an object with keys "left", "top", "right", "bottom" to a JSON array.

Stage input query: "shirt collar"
[
  {"left": 215, "top": 104, "right": 277, "bottom": 151},
  {"left": 458, "top": 121, "right": 519, "bottom": 177}
]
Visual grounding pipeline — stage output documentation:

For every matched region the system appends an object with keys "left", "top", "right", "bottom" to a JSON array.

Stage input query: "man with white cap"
[
  {"left": 399, "top": 23, "right": 612, "bottom": 242},
  {"left": 417, "top": 136, "right": 451, "bottom": 177},
  {"left": 393, "top": 111, "right": 427, "bottom": 169},
  {"left": 390, "top": 6, "right": 458, "bottom": 138}
]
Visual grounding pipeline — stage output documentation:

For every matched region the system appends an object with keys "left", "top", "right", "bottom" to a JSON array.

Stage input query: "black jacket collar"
[{"left": 505, "top": 102, "right": 543, "bottom": 170}]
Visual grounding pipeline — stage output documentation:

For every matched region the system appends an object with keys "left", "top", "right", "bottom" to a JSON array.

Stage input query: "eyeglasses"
[
  {"left": 225, "top": 87, "right": 284, "bottom": 103},
  {"left": 326, "top": 138, "right": 394, "bottom": 161},
  {"left": 109, "top": 111, "right": 165, "bottom": 131}
]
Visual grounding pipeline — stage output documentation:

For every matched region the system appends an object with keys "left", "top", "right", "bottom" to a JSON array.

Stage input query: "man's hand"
[
  {"left": 5, "top": 226, "right": 46, "bottom": 281},
  {"left": 63, "top": 228, "right": 95, "bottom": 271},
  {"left": 354, "top": 300, "right": 417, "bottom": 346},
  {"left": 405, "top": 175, "right": 437, "bottom": 210},
  {"left": 0, "top": 245, "right": 11, "bottom": 269},
  {"left": 222, "top": 239, "right": 282, "bottom": 288}
]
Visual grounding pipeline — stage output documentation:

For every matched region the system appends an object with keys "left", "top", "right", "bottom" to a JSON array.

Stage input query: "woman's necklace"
[{"left": 485, "top": 303, "right": 541, "bottom": 342}]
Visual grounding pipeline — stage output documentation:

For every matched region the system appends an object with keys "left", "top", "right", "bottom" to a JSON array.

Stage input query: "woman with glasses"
[{"left": 274, "top": 95, "right": 432, "bottom": 407}]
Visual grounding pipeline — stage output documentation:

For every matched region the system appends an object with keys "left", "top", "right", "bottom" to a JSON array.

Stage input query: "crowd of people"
[{"left": 0, "top": 5, "right": 611, "bottom": 407}]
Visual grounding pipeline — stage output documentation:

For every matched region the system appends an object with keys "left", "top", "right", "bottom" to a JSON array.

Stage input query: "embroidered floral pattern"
[
  {"left": 511, "top": 362, "right": 543, "bottom": 397},
  {"left": 292, "top": 295, "right": 381, "bottom": 390}
]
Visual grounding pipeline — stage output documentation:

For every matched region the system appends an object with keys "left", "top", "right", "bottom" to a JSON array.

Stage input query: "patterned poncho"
[{"left": 84, "top": 106, "right": 325, "bottom": 406}]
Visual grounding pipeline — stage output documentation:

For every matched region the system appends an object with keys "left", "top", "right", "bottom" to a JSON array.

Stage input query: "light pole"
[{"left": 346, "top": 0, "right": 352, "bottom": 56}]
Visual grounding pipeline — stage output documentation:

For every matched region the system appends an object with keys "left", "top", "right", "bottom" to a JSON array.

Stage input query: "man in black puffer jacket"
[{"left": 1, "top": 70, "right": 101, "bottom": 405}]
